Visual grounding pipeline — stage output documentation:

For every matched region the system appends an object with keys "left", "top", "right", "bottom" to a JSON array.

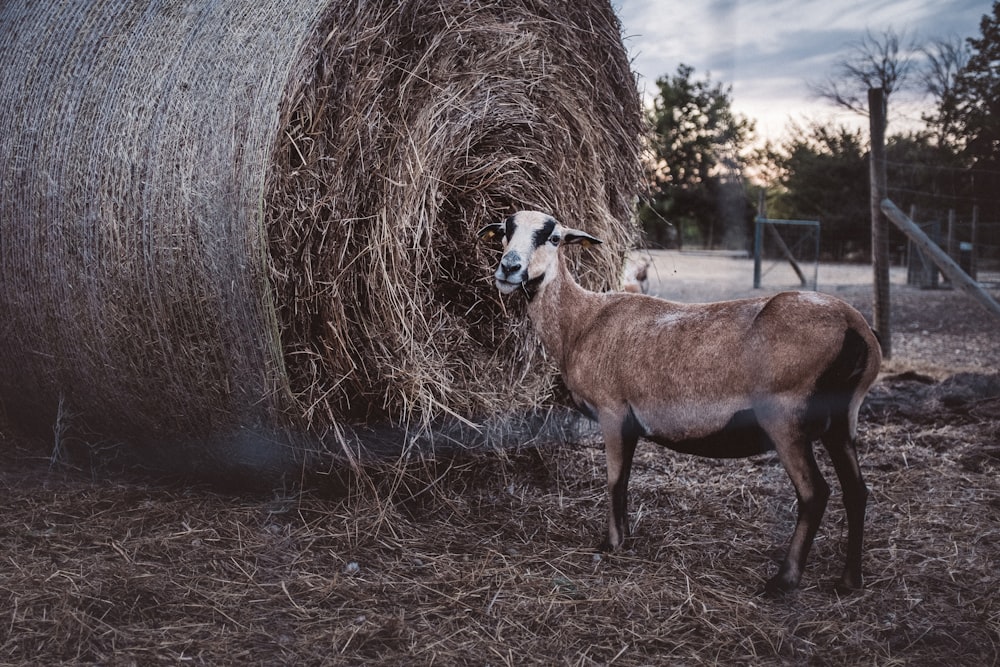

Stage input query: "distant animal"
[
  {"left": 479, "top": 211, "right": 882, "bottom": 595},
  {"left": 622, "top": 257, "right": 650, "bottom": 294}
]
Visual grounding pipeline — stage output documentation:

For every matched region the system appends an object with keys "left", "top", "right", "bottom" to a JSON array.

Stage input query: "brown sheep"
[{"left": 479, "top": 211, "right": 882, "bottom": 595}]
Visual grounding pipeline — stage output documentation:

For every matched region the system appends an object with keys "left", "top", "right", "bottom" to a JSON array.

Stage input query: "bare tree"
[
  {"left": 922, "top": 36, "right": 970, "bottom": 99},
  {"left": 920, "top": 35, "right": 971, "bottom": 145},
  {"left": 811, "top": 28, "right": 916, "bottom": 117}
]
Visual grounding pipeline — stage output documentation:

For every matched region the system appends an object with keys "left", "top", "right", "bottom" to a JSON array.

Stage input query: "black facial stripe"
[
  {"left": 504, "top": 215, "right": 515, "bottom": 241},
  {"left": 531, "top": 217, "right": 556, "bottom": 249}
]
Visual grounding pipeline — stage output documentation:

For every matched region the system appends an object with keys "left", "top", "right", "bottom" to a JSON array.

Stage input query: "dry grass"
[{"left": 2, "top": 391, "right": 998, "bottom": 665}]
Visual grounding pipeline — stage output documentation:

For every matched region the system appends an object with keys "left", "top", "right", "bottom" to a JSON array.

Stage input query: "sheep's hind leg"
[
  {"left": 599, "top": 410, "right": 640, "bottom": 552},
  {"left": 760, "top": 416, "right": 831, "bottom": 595},
  {"left": 820, "top": 418, "right": 868, "bottom": 592}
]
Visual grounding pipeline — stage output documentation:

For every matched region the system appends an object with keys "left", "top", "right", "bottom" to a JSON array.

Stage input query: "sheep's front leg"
[{"left": 599, "top": 410, "right": 639, "bottom": 551}]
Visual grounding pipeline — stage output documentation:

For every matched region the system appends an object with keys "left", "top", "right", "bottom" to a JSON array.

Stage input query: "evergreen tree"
[
  {"left": 765, "top": 123, "right": 870, "bottom": 259},
  {"left": 942, "top": 2, "right": 1000, "bottom": 253},
  {"left": 643, "top": 64, "right": 754, "bottom": 249},
  {"left": 944, "top": 2, "right": 1000, "bottom": 166}
]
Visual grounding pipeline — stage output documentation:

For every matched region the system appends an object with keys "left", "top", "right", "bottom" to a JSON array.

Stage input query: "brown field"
[{"left": 2, "top": 252, "right": 998, "bottom": 665}]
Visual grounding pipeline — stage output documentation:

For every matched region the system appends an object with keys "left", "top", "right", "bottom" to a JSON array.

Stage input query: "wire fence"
[
  {"left": 884, "top": 159, "right": 1000, "bottom": 276},
  {"left": 883, "top": 197, "right": 1000, "bottom": 288}
]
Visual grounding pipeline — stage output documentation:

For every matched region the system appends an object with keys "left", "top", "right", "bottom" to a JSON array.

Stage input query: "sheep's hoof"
[
  {"left": 761, "top": 573, "right": 799, "bottom": 598},
  {"left": 834, "top": 573, "right": 864, "bottom": 595},
  {"left": 596, "top": 533, "right": 627, "bottom": 553}
]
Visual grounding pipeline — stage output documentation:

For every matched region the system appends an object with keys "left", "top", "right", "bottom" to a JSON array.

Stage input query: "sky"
[{"left": 614, "top": 0, "right": 992, "bottom": 144}]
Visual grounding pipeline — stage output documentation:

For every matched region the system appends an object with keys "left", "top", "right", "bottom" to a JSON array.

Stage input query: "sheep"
[
  {"left": 479, "top": 211, "right": 882, "bottom": 595},
  {"left": 622, "top": 257, "right": 650, "bottom": 294}
]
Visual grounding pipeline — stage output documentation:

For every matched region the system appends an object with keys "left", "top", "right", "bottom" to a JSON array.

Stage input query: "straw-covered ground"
[{"left": 2, "top": 255, "right": 998, "bottom": 665}]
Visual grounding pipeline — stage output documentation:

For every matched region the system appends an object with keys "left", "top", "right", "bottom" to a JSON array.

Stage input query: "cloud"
[{"left": 615, "top": 0, "right": 989, "bottom": 141}]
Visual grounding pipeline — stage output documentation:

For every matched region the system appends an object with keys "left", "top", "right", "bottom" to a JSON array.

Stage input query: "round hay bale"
[{"left": 0, "top": 0, "right": 642, "bottom": 477}]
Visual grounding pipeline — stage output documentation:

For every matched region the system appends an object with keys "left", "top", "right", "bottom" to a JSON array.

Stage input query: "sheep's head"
[{"left": 478, "top": 211, "right": 602, "bottom": 295}]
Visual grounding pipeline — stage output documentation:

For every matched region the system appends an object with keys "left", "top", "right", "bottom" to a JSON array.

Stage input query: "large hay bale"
[{"left": 0, "top": 0, "right": 642, "bottom": 476}]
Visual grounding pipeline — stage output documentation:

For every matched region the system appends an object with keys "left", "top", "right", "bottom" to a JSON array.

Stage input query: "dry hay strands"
[{"left": 0, "top": 0, "right": 642, "bottom": 478}]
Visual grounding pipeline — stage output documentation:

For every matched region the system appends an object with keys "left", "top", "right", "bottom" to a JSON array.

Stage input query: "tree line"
[{"left": 640, "top": 2, "right": 1000, "bottom": 261}]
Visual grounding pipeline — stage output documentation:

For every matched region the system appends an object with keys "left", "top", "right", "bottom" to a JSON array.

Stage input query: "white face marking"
[{"left": 494, "top": 211, "right": 560, "bottom": 294}]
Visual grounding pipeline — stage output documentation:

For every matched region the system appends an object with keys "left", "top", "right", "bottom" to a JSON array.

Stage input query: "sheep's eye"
[{"left": 548, "top": 234, "right": 561, "bottom": 245}]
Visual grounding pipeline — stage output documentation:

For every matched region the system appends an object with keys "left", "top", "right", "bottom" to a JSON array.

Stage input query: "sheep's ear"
[
  {"left": 561, "top": 229, "right": 603, "bottom": 247},
  {"left": 477, "top": 222, "right": 505, "bottom": 242}
]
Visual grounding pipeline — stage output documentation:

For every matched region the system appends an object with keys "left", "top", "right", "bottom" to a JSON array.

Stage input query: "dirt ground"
[{"left": 1, "top": 252, "right": 998, "bottom": 665}]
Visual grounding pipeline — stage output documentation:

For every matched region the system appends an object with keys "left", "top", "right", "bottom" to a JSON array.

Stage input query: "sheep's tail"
[{"left": 805, "top": 327, "right": 874, "bottom": 440}]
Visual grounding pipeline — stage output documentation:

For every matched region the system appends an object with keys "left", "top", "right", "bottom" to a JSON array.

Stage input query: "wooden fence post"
[
  {"left": 754, "top": 191, "right": 764, "bottom": 288},
  {"left": 868, "top": 88, "right": 891, "bottom": 358},
  {"left": 945, "top": 209, "right": 956, "bottom": 286},
  {"left": 906, "top": 204, "right": 917, "bottom": 286},
  {"left": 971, "top": 205, "right": 979, "bottom": 280},
  {"left": 947, "top": 209, "right": 956, "bottom": 259}
]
